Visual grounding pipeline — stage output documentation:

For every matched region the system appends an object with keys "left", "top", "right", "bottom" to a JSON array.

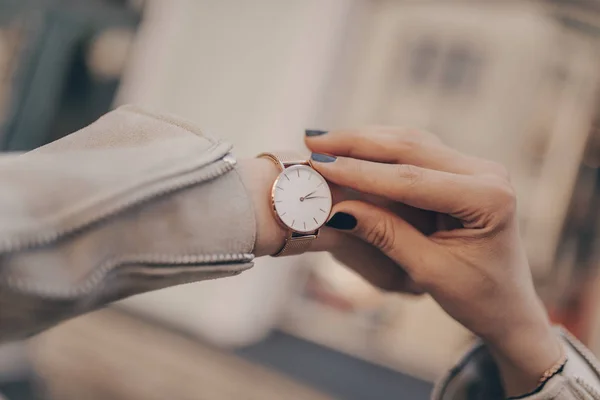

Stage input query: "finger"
[
  {"left": 329, "top": 182, "right": 359, "bottom": 205},
  {"left": 326, "top": 231, "right": 424, "bottom": 294},
  {"left": 328, "top": 182, "right": 439, "bottom": 235},
  {"left": 311, "top": 155, "right": 486, "bottom": 218},
  {"left": 326, "top": 200, "right": 444, "bottom": 283},
  {"left": 305, "top": 128, "right": 480, "bottom": 175}
]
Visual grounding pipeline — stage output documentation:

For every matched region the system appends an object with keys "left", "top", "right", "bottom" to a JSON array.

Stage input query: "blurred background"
[{"left": 0, "top": 0, "right": 599, "bottom": 399}]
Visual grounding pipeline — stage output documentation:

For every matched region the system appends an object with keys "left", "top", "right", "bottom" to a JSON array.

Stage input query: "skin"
[{"left": 238, "top": 127, "right": 562, "bottom": 397}]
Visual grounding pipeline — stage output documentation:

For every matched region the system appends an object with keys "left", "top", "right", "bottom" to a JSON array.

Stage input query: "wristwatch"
[{"left": 257, "top": 152, "right": 333, "bottom": 257}]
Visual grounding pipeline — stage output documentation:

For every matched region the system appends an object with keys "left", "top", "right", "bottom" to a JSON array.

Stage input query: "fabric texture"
[{"left": 0, "top": 105, "right": 256, "bottom": 341}]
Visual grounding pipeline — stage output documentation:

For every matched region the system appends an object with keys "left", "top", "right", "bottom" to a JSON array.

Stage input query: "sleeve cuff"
[{"left": 432, "top": 327, "right": 600, "bottom": 400}]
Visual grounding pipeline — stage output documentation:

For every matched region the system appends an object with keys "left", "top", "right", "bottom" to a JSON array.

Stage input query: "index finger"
[
  {"left": 311, "top": 154, "right": 487, "bottom": 221},
  {"left": 305, "top": 128, "right": 479, "bottom": 176}
]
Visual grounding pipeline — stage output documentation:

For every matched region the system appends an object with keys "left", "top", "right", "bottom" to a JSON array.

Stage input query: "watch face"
[{"left": 272, "top": 164, "right": 332, "bottom": 233}]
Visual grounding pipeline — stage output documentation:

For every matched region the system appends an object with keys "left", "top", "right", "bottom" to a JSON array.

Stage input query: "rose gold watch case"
[{"left": 268, "top": 163, "right": 332, "bottom": 237}]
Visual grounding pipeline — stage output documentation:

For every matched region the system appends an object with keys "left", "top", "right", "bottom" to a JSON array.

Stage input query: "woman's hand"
[{"left": 305, "top": 128, "right": 563, "bottom": 397}]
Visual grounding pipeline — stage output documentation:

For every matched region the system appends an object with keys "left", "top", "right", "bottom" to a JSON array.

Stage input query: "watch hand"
[
  {"left": 300, "top": 189, "right": 319, "bottom": 202},
  {"left": 304, "top": 196, "right": 328, "bottom": 200}
]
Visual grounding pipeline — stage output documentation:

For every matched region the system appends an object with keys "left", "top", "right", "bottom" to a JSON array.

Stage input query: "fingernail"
[
  {"left": 311, "top": 153, "right": 337, "bottom": 163},
  {"left": 305, "top": 129, "right": 328, "bottom": 137},
  {"left": 326, "top": 212, "right": 357, "bottom": 230}
]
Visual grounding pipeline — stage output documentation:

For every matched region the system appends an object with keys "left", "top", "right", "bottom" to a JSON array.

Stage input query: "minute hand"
[
  {"left": 304, "top": 195, "right": 328, "bottom": 200},
  {"left": 302, "top": 190, "right": 317, "bottom": 198}
]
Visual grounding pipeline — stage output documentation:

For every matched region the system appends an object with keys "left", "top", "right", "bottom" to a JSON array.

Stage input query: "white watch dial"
[{"left": 273, "top": 164, "right": 332, "bottom": 233}]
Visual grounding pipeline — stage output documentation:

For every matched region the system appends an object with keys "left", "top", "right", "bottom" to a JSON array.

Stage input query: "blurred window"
[
  {"left": 439, "top": 45, "right": 482, "bottom": 94},
  {"left": 407, "top": 38, "right": 439, "bottom": 86}
]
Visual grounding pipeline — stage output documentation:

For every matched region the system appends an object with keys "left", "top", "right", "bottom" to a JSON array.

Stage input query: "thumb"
[{"left": 326, "top": 200, "right": 442, "bottom": 282}]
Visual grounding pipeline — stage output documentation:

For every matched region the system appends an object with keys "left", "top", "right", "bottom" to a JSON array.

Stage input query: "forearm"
[{"left": 237, "top": 158, "right": 286, "bottom": 257}]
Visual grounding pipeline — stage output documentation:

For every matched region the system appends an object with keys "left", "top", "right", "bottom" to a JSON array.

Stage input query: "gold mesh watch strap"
[
  {"left": 273, "top": 233, "right": 316, "bottom": 257},
  {"left": 257, "top": 152, "right": 316, "bottom": 257}
]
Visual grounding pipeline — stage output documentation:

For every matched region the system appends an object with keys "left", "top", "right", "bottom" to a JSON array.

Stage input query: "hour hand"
[
  {"left": 300, "top": 190, "right": 318, "bottom": 202},
  {"left": 304, "top": 195, "right": 327, "bottom": 200}
]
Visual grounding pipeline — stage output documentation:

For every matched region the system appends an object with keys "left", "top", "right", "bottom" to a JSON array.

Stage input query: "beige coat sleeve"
[
  {"left": 433, "top": 328, "right": 600, "bottom": 400},
  {"left": 0, "top": 105, "right": 257, "bottom": 342}
]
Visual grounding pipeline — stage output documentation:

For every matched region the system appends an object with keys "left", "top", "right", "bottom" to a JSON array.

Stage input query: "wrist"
[
  {"left": 237, "top": 158, "right": 286, "bottom": 256},
  {"left": 484, "top": 311, "right": 562, "bottom": 397}
]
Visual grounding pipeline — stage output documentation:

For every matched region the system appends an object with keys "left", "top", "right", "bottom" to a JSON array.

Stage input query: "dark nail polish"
[
  {"left": 311, "top": 153, "right": 337, "bottom": 163},
  {"left": 326, "top": 212, "right": 357, "bottom": 230},
  {"left": 305, "top": 129, "right": 328, "bottom": 137}
]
